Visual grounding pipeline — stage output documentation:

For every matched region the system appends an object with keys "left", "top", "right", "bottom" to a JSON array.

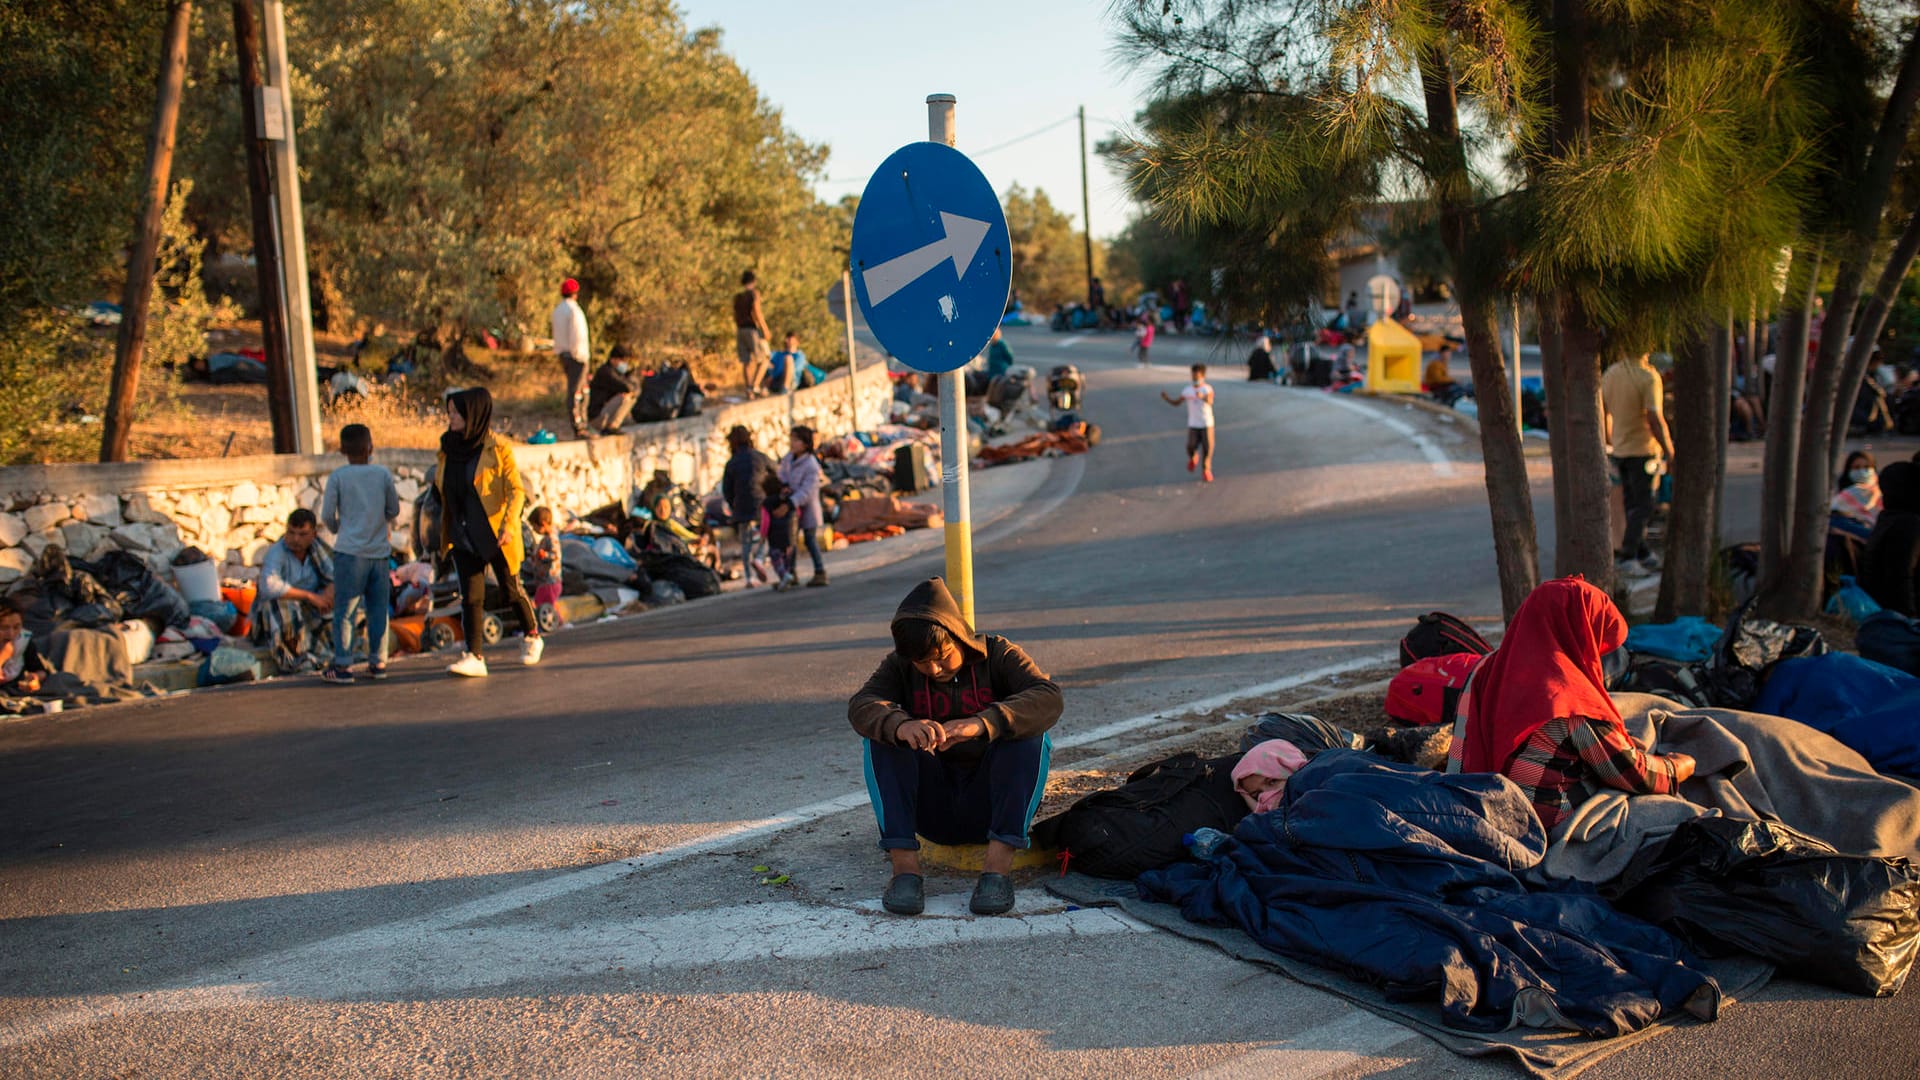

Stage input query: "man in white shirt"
[
  {"left": 1160, "top": 362, "right": 1216, "bottom": 483},
  {"left": 552, "top": 277, "right": 592, "bottom": 438}
]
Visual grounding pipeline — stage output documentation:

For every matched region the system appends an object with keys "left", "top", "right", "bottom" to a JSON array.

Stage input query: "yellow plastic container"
[
  {"left": 1365, "top": 316, "right": 1425, "bottom": 395},
  {"left": 916, "top": 838, "right": 1059, "bottom": 873}
]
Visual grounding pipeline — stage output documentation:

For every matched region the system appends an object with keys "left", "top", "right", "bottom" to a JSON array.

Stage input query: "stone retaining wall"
[{"left": 0, "top": 366, "right": 892, "bottom": 585}]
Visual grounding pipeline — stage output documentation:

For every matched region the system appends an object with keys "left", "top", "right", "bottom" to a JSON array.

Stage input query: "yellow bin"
[{"left": 1365, "top": 317, "right": 1424, "bottom": 395}]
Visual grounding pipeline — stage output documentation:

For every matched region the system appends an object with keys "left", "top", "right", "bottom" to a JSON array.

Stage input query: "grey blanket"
[
  {"left": 1536, "top": 694, "right": 1920, "bottom": 883},
  {"left": 42, "top": 626, "right": 140, "bottom": 704}
]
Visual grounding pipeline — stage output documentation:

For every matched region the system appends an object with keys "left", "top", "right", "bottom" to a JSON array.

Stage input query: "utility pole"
[
  {"left": 101, "top": 1, "right": 194, "bottom": 463},
  {"left": 232, "top": 0, "right": 295, "bottom": 451},
  {"left": 1078, "top": 105, "right": 1095, "bottom": 307},
  {"left": 928, "top": 93, "right": 976, "bottom": 630},
  {"left": 263, "top": 0, "right": 323, "bottom": 454}
]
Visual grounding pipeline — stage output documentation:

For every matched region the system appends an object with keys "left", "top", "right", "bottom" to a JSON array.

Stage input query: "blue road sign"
[{"left": 849, "top": 142, "right": 1012, "bottom": 374}]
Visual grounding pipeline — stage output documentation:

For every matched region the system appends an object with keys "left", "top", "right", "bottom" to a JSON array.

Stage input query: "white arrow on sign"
[{"left": 861, "top": 211, "right": 991, "bottom": 306}]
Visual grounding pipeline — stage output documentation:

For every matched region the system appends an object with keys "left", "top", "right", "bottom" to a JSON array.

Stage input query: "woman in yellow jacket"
[{"left": 436, "top": 388, "right": 544, "bottom": 677}]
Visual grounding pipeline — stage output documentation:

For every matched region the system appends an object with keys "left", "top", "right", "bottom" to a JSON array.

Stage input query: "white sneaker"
[
  {"left": 448, "top": 652, "right": 489, "bottom": 678},
  {"left": 520, "top": 635, "right": 544, "bottom": 666}
]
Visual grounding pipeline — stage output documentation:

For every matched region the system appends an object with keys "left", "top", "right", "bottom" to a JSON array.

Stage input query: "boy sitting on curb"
[{"left": 849, "top": 578, "right": 1062, "bottom": 916}]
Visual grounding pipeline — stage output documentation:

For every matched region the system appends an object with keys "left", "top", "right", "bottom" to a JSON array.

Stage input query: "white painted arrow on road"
[{"left": 861, "top": 211, "right": 991, "bottom": 305}]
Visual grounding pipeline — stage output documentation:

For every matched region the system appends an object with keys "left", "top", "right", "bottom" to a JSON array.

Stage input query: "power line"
[
  {"left": 970, "top": 114, "right": 1077, "bottom": 157},
  {"left": 819, "top": 113, "right": 1085, "bottom": 186}
]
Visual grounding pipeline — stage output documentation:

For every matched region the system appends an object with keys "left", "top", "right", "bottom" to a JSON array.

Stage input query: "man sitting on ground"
[
  {"left": 586, "top": 346, "right": 642, "bottom": 434},
  {"left": 849, "top": 578, "right": 1062, "bottom": 917},
  {"left": 251, "top": 507, "right": 335, "bottom": 673}
]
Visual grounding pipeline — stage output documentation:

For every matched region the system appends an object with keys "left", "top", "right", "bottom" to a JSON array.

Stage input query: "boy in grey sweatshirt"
[{"left": 320, "top": 423, "right": 400, "bottom": 683}]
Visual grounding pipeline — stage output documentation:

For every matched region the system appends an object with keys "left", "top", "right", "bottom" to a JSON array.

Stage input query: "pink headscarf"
[{"left": 1232, "top": 739, "right": 1310, "bottom": 814}]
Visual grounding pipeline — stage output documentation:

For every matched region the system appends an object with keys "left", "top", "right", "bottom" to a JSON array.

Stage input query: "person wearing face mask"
[
  {"left": 1828, "top": 450, "right": 1883, "bottom": 592},
  {"left": 849, "top": 578, "right": 1063, "bottom": 917},
  {"left": 586, "top": 345, "right": 642, "bottom": 434}
]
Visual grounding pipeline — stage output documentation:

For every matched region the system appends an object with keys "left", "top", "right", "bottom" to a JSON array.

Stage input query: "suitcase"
[{"left": 892, "top": 443, "right": 930, "bottom": 494}]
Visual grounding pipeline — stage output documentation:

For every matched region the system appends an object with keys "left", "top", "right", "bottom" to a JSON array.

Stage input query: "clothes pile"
[{"left": 2, "top": 545, "right": 196, "bottom": 710}]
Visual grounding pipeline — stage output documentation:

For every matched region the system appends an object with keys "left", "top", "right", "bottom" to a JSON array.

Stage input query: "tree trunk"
[
  {"left": 1541, "top": 0, "right": 1614, "bottom": 593},
  {"left": 233, "top": 0, "right": 295, "bottom": 453},
  {"left": 1538, "top": 313, "right": 1573, "bottom": 572},
  {"left": 1711, "top": 315, "right": 1733, "bottom": 602},
  {"left": 100, "top": 1, "right": 194, "bottom": 463},
  {"left": 1656, "top": 328, "right": 1720, "bottom": 620},
  {"left": 1829, "top": 209, "right": 1920, "bottom": 468},
  {"left": 1419, "top": 46, "right": 1540, "bottom": 620},
  {"left": 1757, "top": 248, "right": 1820, "bottom": 610},
  {"left": 1551, "top": 300, "right": 1615, "bottom": 590}
]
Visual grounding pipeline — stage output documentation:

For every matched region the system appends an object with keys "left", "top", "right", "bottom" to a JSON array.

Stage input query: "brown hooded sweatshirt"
[{"left": 848, "top": 578, "right": 1063, "bottom": 764}]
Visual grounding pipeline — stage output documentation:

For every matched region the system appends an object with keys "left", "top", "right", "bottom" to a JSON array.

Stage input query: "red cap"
[{"left": 560, "top": 278, "right": 579, "bottom": 296}]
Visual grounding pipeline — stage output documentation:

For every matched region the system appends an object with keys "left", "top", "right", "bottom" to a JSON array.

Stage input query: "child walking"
[
  {"left": 1133, "top": 315, "right": 1156, "bottom": 368},
  {"left": 320, "top": 423, "right": 400, "bottom": 683},
  {"left": 528, "top": 506, "right": 565, "bottom": 621},
  {"left": 1161, "top": 363, "right": 1216, "bottom": 483},
  {"left": 762, "top": 476, "right": 800, "bottom": 592}
]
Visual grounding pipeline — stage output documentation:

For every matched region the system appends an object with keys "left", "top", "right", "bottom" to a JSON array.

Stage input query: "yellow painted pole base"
[{"left": 942, "top": 519, "right": 975, "bottom": 629}]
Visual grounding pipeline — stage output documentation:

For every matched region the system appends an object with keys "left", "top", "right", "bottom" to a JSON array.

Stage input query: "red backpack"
[{"left": 1386, "top": 653, "right": 1483, "bottom": 726}]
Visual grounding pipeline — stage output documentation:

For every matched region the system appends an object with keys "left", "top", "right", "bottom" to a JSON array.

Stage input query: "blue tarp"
[
  {"left": 1626, "top": 617, "right": 1722, "bottom": 663},
  {"left": 1139, "top": 752, "right": 1721, "bottom": 1036},
  {"left": 1754, "top": 654, "right": 1920, "bottom": 778}
]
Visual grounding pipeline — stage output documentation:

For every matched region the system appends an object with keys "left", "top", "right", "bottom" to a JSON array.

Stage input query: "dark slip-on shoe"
[
  {"left": 969, "top": 872, "right": 1015, "bottom": 916},
  {"left": 882, "top": 873, "right": 925, "bottom": 916}
]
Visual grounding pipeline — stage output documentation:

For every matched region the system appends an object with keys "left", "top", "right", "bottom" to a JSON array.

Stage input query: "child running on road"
[{"left": 1161, "top": 363, "right": 1216, "bottom": 483}]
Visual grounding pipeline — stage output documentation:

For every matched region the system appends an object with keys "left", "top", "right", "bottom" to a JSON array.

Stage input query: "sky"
[{"left": 674, "top": 1, "right": 1154, "bottom": 240}]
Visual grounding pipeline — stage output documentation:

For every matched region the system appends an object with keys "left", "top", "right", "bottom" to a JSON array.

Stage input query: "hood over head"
[
  {"left": 891, "top": 577, "right": 985, "bottom": 660},
  {"left": 1881, "top": 461, "right": 1920, "bottom": 514}
]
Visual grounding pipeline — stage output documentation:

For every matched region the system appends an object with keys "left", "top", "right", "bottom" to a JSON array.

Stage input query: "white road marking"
[
  {"left": 1186, "top": 1009, "right": 1416, "bottom": 1079},
  {"left": 1055, "top": 652, "right": 1395, "bottom": 750},
  {"left": 1316, "top": 393, "right": 1459, "bottom": 477},
  {"left": 1056, "top": 334, "right": 1091, "bottom": 347},
  {"left": 3, "top": 644, "right": 1399, "bottom": 1049},
  {"left": 0, "top": 895, "right": 1150, "bottom": 1046}
]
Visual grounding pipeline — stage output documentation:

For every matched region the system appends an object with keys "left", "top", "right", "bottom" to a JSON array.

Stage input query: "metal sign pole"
[
  {"left": 841, "top": 269, "right": 861, "bottom": 432},
  {"left": 927, "top": 93, "right": 976, "bottom": 630}
]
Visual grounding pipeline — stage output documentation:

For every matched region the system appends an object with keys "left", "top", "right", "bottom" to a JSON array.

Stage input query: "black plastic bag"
[
  {"left": 79, "top": 550, "right": 190, "bottom": 629},
  {"left": 1030, "top": 751, "right": 1247, "bottom": 880},
  {"left": 1239, "top": 711, "right": 1372, "bottom": 755},
  {"left": 1614, "top": 817, "right": 1920, "bottom": 996},
  {"left": 1701, "top": 602, "right": 1828, "bottom": 708},
  {"left": 1858, "top": 610, "right": 1920, "bottom": 678}
]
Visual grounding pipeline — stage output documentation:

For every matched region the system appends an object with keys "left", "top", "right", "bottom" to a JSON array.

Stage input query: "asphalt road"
[{"left": 2, "top": 325, "right": 1916, "bottom": 1078}]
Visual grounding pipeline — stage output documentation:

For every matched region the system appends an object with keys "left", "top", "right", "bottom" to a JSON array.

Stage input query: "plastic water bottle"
[{"left": 1186, "top": 827, "right": 1231, "bottom": 859}]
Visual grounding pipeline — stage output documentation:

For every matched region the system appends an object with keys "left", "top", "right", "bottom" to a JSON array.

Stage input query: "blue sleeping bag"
[
  {"left": 1753, "top": 654, "right": 1920, "bottom": 778},
  {"left": 1139, "top": 752, "right": 1721, "bottom": 1036}
]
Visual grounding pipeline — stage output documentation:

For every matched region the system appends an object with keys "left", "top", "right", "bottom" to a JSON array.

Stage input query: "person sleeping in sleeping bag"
[{"left": 849, "top": 577, "right": 1063, "bottom": 918}]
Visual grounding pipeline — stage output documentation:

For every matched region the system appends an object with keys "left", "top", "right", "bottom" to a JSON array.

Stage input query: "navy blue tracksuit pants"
[{"left": 863, "top": 734, "right": 1052, "bottom": 851}]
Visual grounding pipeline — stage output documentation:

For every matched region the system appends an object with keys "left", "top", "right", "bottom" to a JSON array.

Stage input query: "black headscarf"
[
  {"left": 1880, "top": 461, "right": 1920, "bottom": 515},
  {"left": 440, "top": 387, "right": 494, "bottom": 463}
]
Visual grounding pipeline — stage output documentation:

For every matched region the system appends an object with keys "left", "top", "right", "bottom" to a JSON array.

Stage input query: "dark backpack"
[
  {"left": 635, "top": 366, "right": 692, "bottom": 422},
  {"left": 1400, "top": 612, "right": 1492, "bottom": 668},
  {"left": 1030, "top": 751, "right": 1247, "bottom": 880}
]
